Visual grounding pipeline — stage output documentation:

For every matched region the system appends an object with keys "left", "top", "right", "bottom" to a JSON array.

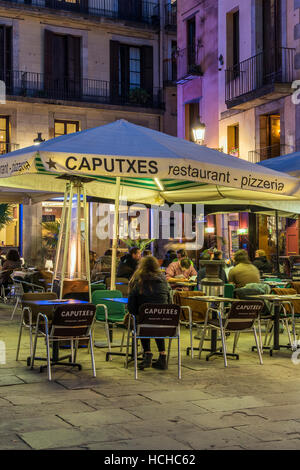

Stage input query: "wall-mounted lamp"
[
  {"left": 192, "top": 120, "right": 206, "bottom": 145},
  {"left": 205, "top": 227, "right": 215, "bottom": 234},
  {"left": 33, "top": 132, "right": 45, "bottom": 145},
  {"left": 237, "top": 228, "right": 248, "bottom": 235}
]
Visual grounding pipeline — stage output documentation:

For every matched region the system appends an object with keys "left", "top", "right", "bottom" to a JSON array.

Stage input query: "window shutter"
[
  {"left": 110, "top": 40, "right": 120, "bottom": 102},
  {"left": 44, "top": 29, "right": 54, "bottom": 95},
  {"left": 141, "top": 45, "right": 153, "bottom": 94},
  {"left": 67, "top": 35, "right": 81, "bottom": 98},
  {"left": 0, "top": 26, "right": 6, "bottom": 81}
]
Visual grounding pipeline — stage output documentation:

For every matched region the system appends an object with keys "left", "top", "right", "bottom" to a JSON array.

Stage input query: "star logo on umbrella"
[{"left": 46, "top": 158, "right": 57, "bottom": 170}]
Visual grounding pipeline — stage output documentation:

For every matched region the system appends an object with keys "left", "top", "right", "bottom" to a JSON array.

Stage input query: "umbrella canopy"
[
  {"left": 0, "top": 120, "right": 300, "bottom": 203},
  {"left": 258, "top": 151, "right": 300, "bottom": 178}
]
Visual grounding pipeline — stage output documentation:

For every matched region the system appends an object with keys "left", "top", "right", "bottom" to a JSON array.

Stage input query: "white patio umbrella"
[
  {"left": 258, "top": 151, "right": 300, "bottom": 177},
  {"left": 1, "top": 119, "right": 300, "bottom": 289}
]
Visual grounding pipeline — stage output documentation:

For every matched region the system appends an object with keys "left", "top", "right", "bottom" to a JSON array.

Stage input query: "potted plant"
[
  {"left": 121, "top": 237, "right": 156, "bottom": 253},
  {"left": 129, "top": 87, "right": 151, "bottom": 105}
]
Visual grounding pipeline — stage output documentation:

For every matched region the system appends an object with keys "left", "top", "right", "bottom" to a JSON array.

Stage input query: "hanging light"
[
  {"left": 33, "top": 132, "right": 45, "bottom": 145},
  {"left": 192, "top": 121, "right": 206, "bottom": 145}
]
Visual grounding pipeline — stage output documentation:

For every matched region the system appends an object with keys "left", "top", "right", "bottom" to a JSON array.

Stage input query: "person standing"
[{"left": 128, "top": 256, "right": 172, "bottom": 370}]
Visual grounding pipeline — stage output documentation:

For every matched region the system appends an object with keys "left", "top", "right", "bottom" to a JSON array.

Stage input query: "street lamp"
[
  {"left": 192, "top": 121, "right": 206, "bottom": 145},
  {"left": 33, "top": 132, "right": 45, "bottom": 145}
]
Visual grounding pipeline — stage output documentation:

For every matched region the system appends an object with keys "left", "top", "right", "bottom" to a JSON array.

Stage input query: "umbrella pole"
[
  {"left": 60, "top": 182, "right": 74, "bottom": 299},
  {"left": 110, "top": 177, "right": 121, "bottom": 291},
  {"left": 83, "top": 184, "right": 91, "bottom": 302},
  {"left": 275, "top": 210, "right": 280, "bottom": 273}
]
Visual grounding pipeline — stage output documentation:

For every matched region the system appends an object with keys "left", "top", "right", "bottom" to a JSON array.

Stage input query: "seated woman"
[
  {"left": 128, "top": 256, "right": 172, "bottom": 371},
  {"left": 166, "top": 258, "right": 197, "bottom": 282},
  {"left": 0, "top": 249, "right": 22, "bottom": 288},
  {"left": 228, "top": 249, "right": 260, "bottom": 289}
]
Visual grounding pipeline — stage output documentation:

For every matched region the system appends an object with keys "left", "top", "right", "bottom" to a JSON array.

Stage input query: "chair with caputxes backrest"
[
  {"left": 198, "top": 300, "right": 264, "bottom": 367},
  {"left": 173, "top": 290, "right": 208, "bottom": 359},
  {"left": 30, "top": 303, "right": 97, "bottom": 381},
  {"left": 131, "top": 303, "right": 182, "bottom": 380},
  {"left": 16, "top": 291, "right": 58, "bottom": 363}
]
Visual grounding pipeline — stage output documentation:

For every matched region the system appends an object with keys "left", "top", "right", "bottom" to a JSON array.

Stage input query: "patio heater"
[
  {"left": 52, "top": 176, "right": 92, "bottom": 301},
  {"left": 199, "top": 260, "right": 225, "bottom": 297}
]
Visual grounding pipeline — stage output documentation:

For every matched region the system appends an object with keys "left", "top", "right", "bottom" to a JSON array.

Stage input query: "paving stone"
[
  {"left": 0, "top": 400, "right": 97, "bottom": 420},
  {"left": 192, "top": 396, "right": 268, "bottom": 412},
  {"left": 235, "top": 420, "right": 300, "bottom": 442},
  {"left": 0, "top": 375, "right": 25, "bottom": 386},
  {"left": 58, "top": 408, "right": 141, "bottom": 428},
  {"left": 248, "top": 404, "right": 300, "bottom": 422},
  {"left": 140, "top": 389, "right": 214, "bottom": 404},
  {"left": 183, "top": 409, "right": 268, "bottom": 430},
  {"left": 124, "top": 403, "right": 208, "bottom": 421},
  {"left": 242, "top": 439, "right": 300, "bottom": 450},
  {"left": 0, "top": 433, "right": 31, "bottom": 450},
  {"left": 19, "top": 425, "right": 132, "bottom": 450},
  {"left": 172, "top": 427, "right": 261, "bottom": 450},
  {"left": 88, "top": 435, "right": 193, "bottom": 450},
  {"left": 0, "top": 415, "right": 72, "bottom": 435}
]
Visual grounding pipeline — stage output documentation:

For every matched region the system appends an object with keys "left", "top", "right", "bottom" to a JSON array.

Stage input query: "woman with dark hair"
[
  {"left": 128, "top": 256, "right": 172, "bottom": 371},
  {"left": 0, "top": 249, "right": 22, "bottom": 287},
  {"left": 228, "top": 249, "right": 260, "bottom": 288}
]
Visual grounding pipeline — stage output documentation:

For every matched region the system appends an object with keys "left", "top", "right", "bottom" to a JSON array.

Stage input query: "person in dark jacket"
[
  {"left": 253, "top": 250, "right": 273, "bottom": 274},
  {"left": 0, "top": 249, "right": 22, "bottom": 287},
  {"left": 128, "top": 256, "right": 172, "bottom": 371},
  {"left": 116, "top": 247, "right": 141, "bottom": 279}
]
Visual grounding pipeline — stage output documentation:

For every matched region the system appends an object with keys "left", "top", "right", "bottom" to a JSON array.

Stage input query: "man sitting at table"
[
  {"left": 228, "top": 249, "right": 260, "bottom": 289},
  {"left": 166, "top": 258, "right": 197, "bottom": 283}
]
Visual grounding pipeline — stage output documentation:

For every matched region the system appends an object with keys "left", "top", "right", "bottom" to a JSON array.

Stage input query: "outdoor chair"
[
  {"left": 92, "top": 289, "right": 128, "bottom": 360},
  {"left": 10, "top": 276, "right": 45, "bottom": 320},
  {"left": 173, "top": 290, "right": 208, "bottom": 358},
  {"left": 264, "top": 287, "right": 300, "bottom": 348},
  {"left": 132, "top": 303, "right": 182, "bottom": 380},
  {"left": 30, "top": 303, "right": 97, "bottom": 381},
  {"left": 16, "top": 292, "right": 58, "bottom": 362},
  {"left": 198, "top": 300, "right": 264, "bottom": 367}
]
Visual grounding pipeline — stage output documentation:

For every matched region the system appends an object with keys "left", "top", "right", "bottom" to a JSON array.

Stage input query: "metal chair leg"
[
  {"left": 134, "top": 333, "right": 138, "bottom": 380},
  {"left": 167, "top": 338, "right": 172, "bottom": 365},
  {"left": 178, "top": 331, "right": 181, "bottom": 380},
  {"left": 45, "top": 334, "right": 52, "bottom": 381},
  {"left": 89, "top": 333, "right": 96, "bottom": 377},
  {"left": 253, "top": 326, "right": 263, "bottom": 365},
  {"left": 16, "top": 310, "right": 24, "bottom": 361},
  {"left": 232, "top": 332, "right": 240, "bottom": 354}
]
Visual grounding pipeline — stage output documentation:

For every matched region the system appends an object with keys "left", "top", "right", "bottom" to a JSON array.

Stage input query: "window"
[
  {"left": 54, "top": 120, "right": 80, "bottom": 138},
  {"left": 110, "top": 41, "right": 153, "bottom": 104},
  {"left": 187, "top": 17, "right": 196, "bottom": 71},
  {"left": 44, "top": 30, "right": 81, "bottom": 99},
  {"left": 0, "top": 25, "right": 12, "bottom": 88},
  {"left": 0, "top": 116, "right": 10, "bottom": 154},
  {"left": 185, "top": 102, "right": 199, "bottom": 142},
  {"left": 227, "top": 124, "right": 239, "bottom": 157},
  {"left": 226, "top": 10, "right": 239, "bottom": 76}
]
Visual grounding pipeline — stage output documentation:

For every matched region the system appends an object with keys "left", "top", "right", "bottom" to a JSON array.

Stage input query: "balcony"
[
  {"left": 225, "top": 47, "right": 295, "bottom": 110},
  {"left": 0, "top": 0, "right": 159, "bottom": 26},
  {"left": 163, "top": 57, "right": 177, "bottom": 85},
  {"left": 176, "top": 45, "right": 203, "bottom": 84},
  {"left": 248, "top": 144, "right": 295, "bottom": 163},
  {"left": 3, "top": 70, "right": 163, "bottom": 109},
  {"left": 164, "top": 1, "right": 176, "bottom": 30}
]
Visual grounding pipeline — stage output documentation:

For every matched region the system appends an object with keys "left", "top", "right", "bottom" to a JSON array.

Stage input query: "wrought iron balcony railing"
[
  {"left": 248, "top": 144, "right": 295, "bottom": 163},
  {"left": 176, "top": 45, "right": 203, "bottom": 82},
  {"left": 0, "top": 142, "right": 19, "bottom": 155},
  {"left": 225, "top": 47, "right": 295, "bottom": 104},
  {"left": 1, "top": 0, "right": 159, "bottom": 25},
  {"left": 3, "top": 70, "right": 163, "bottom": 108},
  {"left": 164, "top": 1, "right": 176, "bottom": 29}
]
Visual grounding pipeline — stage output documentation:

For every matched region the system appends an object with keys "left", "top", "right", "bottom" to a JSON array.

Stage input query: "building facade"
[
  {"left": 177, "top": 0, "right": 300, "bottom": 263},
  {"left": 0, "top": 0, "right": 177, "bottom": 263}
]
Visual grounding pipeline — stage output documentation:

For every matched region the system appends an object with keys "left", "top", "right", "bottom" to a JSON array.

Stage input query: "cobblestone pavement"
[{"left": 1, "top": 303, "right": 300, "bottom": 450}]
